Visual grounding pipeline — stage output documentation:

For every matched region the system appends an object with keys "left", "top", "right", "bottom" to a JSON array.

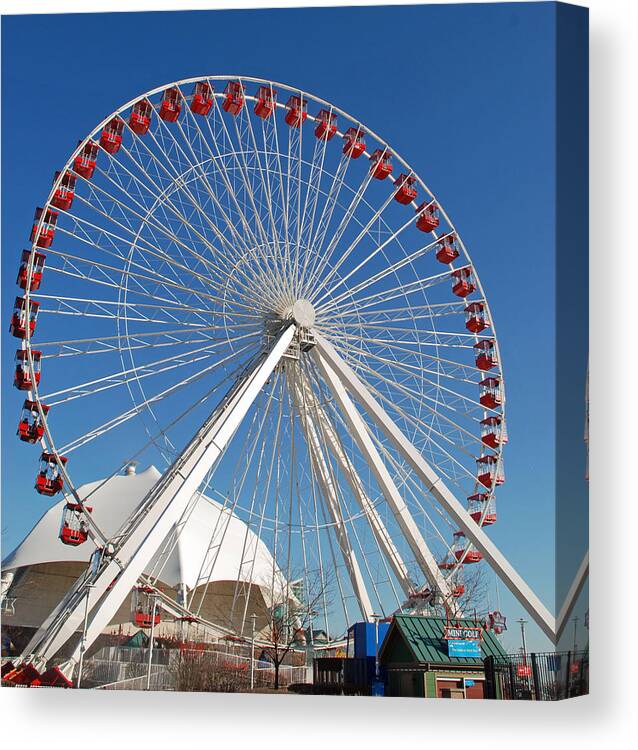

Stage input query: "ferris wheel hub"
[{"left": 289, "top": 299, "right": 316, "bottom": 329}]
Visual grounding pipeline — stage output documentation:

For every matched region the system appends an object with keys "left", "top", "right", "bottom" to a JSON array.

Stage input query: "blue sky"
[{"left": 1, "top": 3, "right": 588, "bottom": 652}]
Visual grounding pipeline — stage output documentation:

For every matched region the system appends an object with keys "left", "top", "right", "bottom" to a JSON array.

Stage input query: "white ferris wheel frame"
[{"left": 8, "top": 75, "right": 563, "bottom": 682}]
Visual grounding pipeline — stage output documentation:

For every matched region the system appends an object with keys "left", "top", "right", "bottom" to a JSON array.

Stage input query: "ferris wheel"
[{"left": 7, "top": 75, "right": 553, "bottom": 685}]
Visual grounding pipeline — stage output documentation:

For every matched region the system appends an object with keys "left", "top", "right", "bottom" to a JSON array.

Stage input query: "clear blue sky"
[{"left": 1, "top": 2, "right": 588, "bottom": 652}]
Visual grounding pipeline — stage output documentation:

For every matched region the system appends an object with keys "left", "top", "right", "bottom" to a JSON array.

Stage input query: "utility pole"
[
  {"left": 250, "top": 613, "right": 257, "bottom": 691},
  {"left": 572, "top": 615, "right": 579, "bottom": 653},
  {"left": 76, "top": 583, "right": 94, "bottom": 689},
  {"left": 146, "top": 595, "right": 158, "bottom": 690},
  {"left": 372, "top": 613, "right": 382, "bottom": 681},
  {"left": 517, "top": 617, "right": 528, "bottom": 656}
]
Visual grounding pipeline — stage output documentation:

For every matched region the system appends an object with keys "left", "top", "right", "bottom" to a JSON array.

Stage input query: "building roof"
[
  {"left": 2, "top": 465, "right": 286, "bottom": 603},
  {"left": 379, "top": 614, "right": 507, "bottom": 667}
]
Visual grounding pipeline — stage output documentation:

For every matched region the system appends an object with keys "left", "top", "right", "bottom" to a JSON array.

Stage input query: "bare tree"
[{"left": 256, "top": 572, "right": 332, "bottom": 690}]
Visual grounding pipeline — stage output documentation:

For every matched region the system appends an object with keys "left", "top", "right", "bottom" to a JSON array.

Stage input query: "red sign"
[{"left": 517, "top": 664, "right": 532, "bottom": 677}]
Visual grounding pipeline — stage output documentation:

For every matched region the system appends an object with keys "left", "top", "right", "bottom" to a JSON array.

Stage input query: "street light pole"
[
  {"left": 517, "top": 617, "right": 528, "bottom": 655},
  {"left": 572, "top": 616, "right": 579, "bottom": 653},
  {"left": 76, "top": 583, "right": 94, "bottom": 689},
  {"left": 372, "top": 613, "right": 381, "bottom": 681},
  {"left": 146, "top": 595, "right": 158, "bottom": 690},
  {"left": 250, "top": 612, "right": 257, "bottom": 691}
]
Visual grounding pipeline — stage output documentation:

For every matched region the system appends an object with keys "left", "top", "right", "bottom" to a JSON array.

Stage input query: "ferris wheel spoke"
[
  {"left": 75, "top": 172, "right": 262, "bottom": 304},
  {"left": 95, "top": 136, "right": 252, "bottom": 278},
  {"left": 318, "top": 266, "right": 456, "bottom": 319},
  {"left": 40, "top": 331, "right": 259, "bottom": 405},
  {"left": 296, "top": 123, "right": 336, "bottom": 294},
  {"left": 313, "top": 209, "right": 421, "bottom": 307},
  {"left": 35, "top": 324, "right": 245, "bottom": 361},
  {"left": 331, "top": 300, "right": 467, "bottom": 325},
  {"left": 42, "top": 245, "right": 264, "bottom": 319},
  {"left": 199, "top": 91, "right": 290, "bottom": 298},
  {"left": 56, "top": 342, "right": 255, "bottom": 455},
  {"left": 331, "top": 335, "right": 483, "bottom": 387},
  {"left": 320, "top": 232, "right": 446, "bottom": 307},
  {"left": 332, "top": 349, "right": 488, "bottom": 441},
  {"left": 155, "top": 100, "right": 285, "bottom": 300},
  {"left": 122, "top": 116, "right": 282, "bottom": 301},
  {"left": 302, "top": 163, "right": 377, "bottom": 296}
]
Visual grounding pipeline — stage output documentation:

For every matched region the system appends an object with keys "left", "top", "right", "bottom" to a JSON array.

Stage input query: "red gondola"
[
  {"left": 394, "top": 173, "right": 417, "bottom": 205},
  {"left": 51, "top": 171, "right": 77, "bottom": 211},
  {"left": 30, "top": 208, "right": 58, "bottom": 249},
  {"left": 437, "top": 560, "right": 456, "bottom": 571},
  {"left": 222, "top": 81, "right": 245, "bottom": 116},
  {"left": 191, "top": 81, "right": 214, "bottom": 116},
  {"left": 465, "top": 301, "right": 490, "bottom": 333},
  {"left": 59, "top": 502, "right": 92, "bottom": 546},
  {"left": 474, "top": 339, "right": 497, "bottom": 371},
  {"left": 14, "top": 349, "right": 41, "bottom": 391},
  {"left": 315, "top": 109, "right": 337, "bottom": 141},
  {"left": 132, "top": 585, "right": 161, "bottom": 629},
  {"left": 476, "top": 454, "right": 505, "bottom": 488},
  {"left": 451, "top": 566, "right": 465, "bottom": 598},
  {"left": 369, "top": 149, "right": 392, "bottom": 179},
  {"left": 435, "top": 234, "right": 459, "bottom": 264},
  {"left": 17, "top": 250, "right": 46, "bottom": 291},
  {"left": 285, "top": 94, "right": 307, "bottom": 127},
  {"left": 343, "top": 126, "right": 366, "bottom": 158},
  {"left": 130, "top": 99, "right": 152, "bottom": 135},
  {"left": 73, "top": 141, "right": 99, "bottom": 179},
  {"left": 479, "top": 377, "right": 502, "bottom": 409},
  {"left": 453, "top": 531, "right": 482, "bottom": 563},
  {"left": 100, "top": 117, "right": 124, "bottom": 154},
  {"left": 416, "top": 201, "right": 439, "bottom": 232},
  {"left": 10, "top": 297, "right": 40, "bottom": 339},
  {"left": 17, "top": 400, "right": 49, "bottom": 443},
  {"left": 480, "top": 415, "right": 507, "bottom": 449},
  {"left": 159, "top": 87, "right": 182, "bottom": 122},
  {"left": 35, "top": 452, "right": 67, "bottom": 496},
  {"left": 451, "top": 267, "right": 475, "bottom": 298},
  {"left": 468, "top": 492, "right": 497, "bottom": 526},
  {"left": 254, "top": 84, "right": 277, "bottom": 119}
]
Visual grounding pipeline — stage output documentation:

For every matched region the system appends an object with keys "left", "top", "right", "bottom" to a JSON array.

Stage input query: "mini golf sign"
[{"left": 444, "top": 625, "right": 483, "bottom": 659}]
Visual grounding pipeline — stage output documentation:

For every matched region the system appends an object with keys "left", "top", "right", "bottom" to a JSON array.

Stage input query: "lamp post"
[
  {"left": 250, "top": 612, "right": 257, "bottom": 691},
  {"left": 371, "top": 613, "right": 382, "bottom": 681},
  {"left": 572, "top": 615, "right": 579, "bottom": 653},
  {"left": 146, "top": 594, "right": 158, "bottom": 690},
  {"left": 76, "top": 583, "right": 94, "bottom": 689},
  {"left": 517, "top": 617, "right": 528, "bottom": 655}
]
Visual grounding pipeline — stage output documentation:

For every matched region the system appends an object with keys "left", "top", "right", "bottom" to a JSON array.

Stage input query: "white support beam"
[
  {"left": 311, "top": 349, "right": 452, "bottom": 602},
  {"left": 295, "top": 371, "right": 414, "bottom": 597},
  {"left": 314, "top": 334, "right": 556, "bottom": 642},
  {"left": 22, "top": 325, "right": 296, "bottom": 669},
  {"left": 291, "top": 377, "right": 374, "bottom": 621},
  {"left": 555, "top": 551, "right": 589, "bottom": 642}
]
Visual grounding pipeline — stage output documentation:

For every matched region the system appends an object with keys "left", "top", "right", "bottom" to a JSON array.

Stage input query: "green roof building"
[{"left": 379, "top": 614, "right": 508, "bottom": 699}]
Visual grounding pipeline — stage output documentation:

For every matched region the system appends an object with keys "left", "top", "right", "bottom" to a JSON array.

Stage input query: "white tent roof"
[{"left": 2, "top": 465, "right": 281, "bottom": 595}]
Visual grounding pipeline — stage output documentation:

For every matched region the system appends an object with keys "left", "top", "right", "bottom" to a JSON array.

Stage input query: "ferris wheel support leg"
[
  {"left": 292, "top": 379, "right": 374, "bottom": 621},
  {"left": 294, "top": 371, "right": 414, "bottom": 597},
  {"left": 18, "top": 325, "right": 296, "bottom": 675},
  {"left": 313, "top": 334, "right": 557, "bottom": 642},
  {"left": 555, "top": 551, "right": 588, "bottom": 643},
  {"left": 311, "top": 350, "right": 452, "bottom": 603}
]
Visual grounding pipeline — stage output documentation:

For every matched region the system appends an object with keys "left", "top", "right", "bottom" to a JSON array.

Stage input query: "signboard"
[
  {"left": 465, "top": 679, "right": 475, "bottom": 687},
  {"left": 444, "top": 625, "right": 483, "bottom": 642},
  {"left": 517, "top": 664, "right": 532, "bottom": 677},
  {"left": 448, "top": 639, "right": 481, "bottom": 658}
]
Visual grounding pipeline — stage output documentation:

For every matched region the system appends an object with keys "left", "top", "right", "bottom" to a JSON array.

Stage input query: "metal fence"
[
  {"left": 484, "top": 650, "right": 589, "bottom": 700},
  {"left": 85, "top": 646, "right": 307, "bottom": 691}
]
